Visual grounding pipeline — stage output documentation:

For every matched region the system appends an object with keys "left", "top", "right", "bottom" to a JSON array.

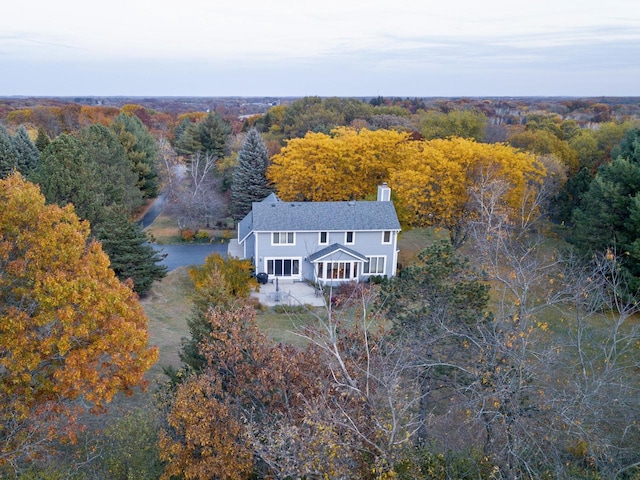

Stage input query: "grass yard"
[
  {"left": 144, "top": 213, "right": 184, "bottom": 244},
  {"left": 139, "top": 267, "right": 193, "bottom": 379},
  {"left": 254, "top": 310, "right": 319, "bottom": 347},
  {"left": 397, "top": 227, "right": 447, "bottom": 267},
  {"left": 141, "top": 270, "right": 325, "bottom": 377}
]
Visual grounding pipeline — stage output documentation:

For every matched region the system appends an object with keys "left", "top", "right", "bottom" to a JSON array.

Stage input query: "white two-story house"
[{"left": 237, "top": 184, "right": 401, "bottom": 285}]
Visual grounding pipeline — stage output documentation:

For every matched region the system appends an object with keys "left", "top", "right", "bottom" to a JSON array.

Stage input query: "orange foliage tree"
[
  {"left": 159, "top": 306, "right": 318, "bottom": 480},
  {"left": 160, "top": 297, "right": 420, "bottom": 479},
  {"left": 0, "top": 173, "right": 158, "bottom": 466}
]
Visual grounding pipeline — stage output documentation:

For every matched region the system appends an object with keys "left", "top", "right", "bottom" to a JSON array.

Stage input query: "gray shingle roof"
[
  {"left": 308, "top": 243, "right": 369, "bottom": 263},
  {"left": 249, "top": 199, "right": 401, "bottom": 232}
]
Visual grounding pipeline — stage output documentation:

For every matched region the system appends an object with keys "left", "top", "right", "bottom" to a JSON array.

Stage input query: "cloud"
[
  {"left": 305, "top": 23, "right": 640, "bottom": 74},
  {"left": 0, "top": 32, "right": 82, "bottom": 59},
  {"left": 0, "top": 5, "right": 638, "bottom": 97}
]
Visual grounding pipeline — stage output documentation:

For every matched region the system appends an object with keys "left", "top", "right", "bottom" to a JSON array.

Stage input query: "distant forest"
[{"left": 2, "top": 94, "right": 640, "bottom": 126}]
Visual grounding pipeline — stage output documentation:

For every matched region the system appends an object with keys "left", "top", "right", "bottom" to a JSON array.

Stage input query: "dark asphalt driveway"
[
  {"left": 151, "top": 243, "right": 228, "bottom": 271},
  {"left": 138, "top": 192, "right": 168, "bottom": 229}
]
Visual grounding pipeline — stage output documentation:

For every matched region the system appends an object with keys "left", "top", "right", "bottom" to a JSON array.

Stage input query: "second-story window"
[
  {"left": 319, "top": 231, "right": 328, "bottom": 245},
  {"left": 272, "top": 232, "right": 295, "bottom": 245},
  {"left": 382, "top": 231, "right": 391, "bottom": 244},
  {"left": 345, "top": 231, "right": 354, "bottom": 244}
]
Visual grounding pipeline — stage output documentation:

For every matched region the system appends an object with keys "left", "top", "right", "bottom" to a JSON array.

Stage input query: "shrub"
[
  {"left": 273, "top": 304, "right": 310, "bottom": 314},
  {"left": 180, "top": 229, "right": 195, "bottom": 241},
  {"left": 194, "top": 230, "right": 210, "bottom": 241},
  {"left": 99, "top": 407, "right": 164, "bottom": 480}
]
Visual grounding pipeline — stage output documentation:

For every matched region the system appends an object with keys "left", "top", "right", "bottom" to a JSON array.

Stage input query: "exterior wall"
[
  {"left": 251, "top": 229, "right": 399, "bottom": 282},
  {"left": 243, "top": 234, "right": 256, "bottom": 265}
]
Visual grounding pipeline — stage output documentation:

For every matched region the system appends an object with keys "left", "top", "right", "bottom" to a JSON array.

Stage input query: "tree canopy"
[
  {"left": 268, "top": 127, "right": 410, "bottom": 202},
  {"left": 268, "top": 128, "right": 545, "bottom": 246},
  {"left": 414, "top": 108, "right": 487, "bottom": 141},
  {"left": 111, "top": 112, "right": 160, "bottom": 198},
  {"left": 0, "top": 174, "right": 157, "bottom": 465}
]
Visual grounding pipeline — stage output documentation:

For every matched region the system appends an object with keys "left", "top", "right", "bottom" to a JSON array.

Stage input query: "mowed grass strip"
[
  {"left": 140, "top": 267, "right": 193, "bottom": 378},
  {"left": 144, "top": 213, "right": 183, "bottom": 244}
]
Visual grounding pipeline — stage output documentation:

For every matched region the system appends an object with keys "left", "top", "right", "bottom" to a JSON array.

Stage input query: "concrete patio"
[{"left": 251, "top": 278, "right": 326, "bottom": 308}]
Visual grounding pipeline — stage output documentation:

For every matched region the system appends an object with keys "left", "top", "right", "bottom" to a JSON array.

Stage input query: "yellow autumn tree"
[
  {"left": 391, "top": 137, "right": 546, "bottom": 246},
  {"left": 0, "top": 173, "right": 158, "bottom": 466},
  {"left": 268, "top": 127, "right": 412, "bottom": 201},
  {"left": 267, "top": 129, "right": 546, "bottom": 247}
]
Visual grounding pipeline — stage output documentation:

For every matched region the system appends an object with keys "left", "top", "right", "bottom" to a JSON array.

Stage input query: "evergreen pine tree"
[
  {"left": 230, "top": 128, "right": 272, "bottom": 220},
  {"left": 12, "top": 126, "right": 40, "bottom": 175},
  {"left": 93, "top": 209, "right": 167, "bottom": 295},
  {"left": 198, "top": 112, "right": 231, "bottom": 158},
  {"left": 33, "top": 134, "right": 98, "bottom": 220},
  {"left": 77, "top": 124, "right": 144, "bottom": 223},
  {"left": 571, "top": 152, "right": 640, "bottom": 288},
  {"left": 111, "top": 113, "right": 160, "bottom": 198},
  {"left": 0, "top": 125, "right": 18, "bottom": 179},
  {"left": 174, "top": 122, "right": 202, "bottom": 156},
  {"left": 611, "top": 127, "right": 640, "bottom": 162},
  {"left": 35, "top": 126, "right": 51, "bottom": 152}
]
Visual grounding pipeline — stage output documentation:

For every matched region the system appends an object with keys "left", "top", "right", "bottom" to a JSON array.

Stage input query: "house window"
[
  {"left": 319, "top": 231, "right": 328, "bottom": 245},
  {"left": 382, "top": 231, "right": 391, "bottom": 244},
  {"left": 345, "top": 231, "right": 354, "bottom": 245},
  {"left": 329, "top": 262, "right": 351, "bottom": 279},
  {"left": 272, "top": 232, "right": 295, "bottom": 245},
  {"left": 363, "top": 256, "right": 385, "bottom": 275},
  {"left": 316, "top": 261, "right": 359, "bottom": 281},
  {"left": 267, "top": 258, "right": 300, "bottom": 277}
]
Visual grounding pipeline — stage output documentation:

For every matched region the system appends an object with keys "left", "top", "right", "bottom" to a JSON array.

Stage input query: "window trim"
[
  {"left": 271, "top": 231, "right": 295, "bottom": 245},
  {"left": 265, "top": 257, "right": 302, "bottom": 277},
  {"left": 382, "top": 230, "right": 392, "bottom": 244},
  {"left": 363, "top": 256, "right": 386, "bottom": 275},
  {"left": 319, "top": 231, "right": 328, "bottom": 245},
  {"left": 316, "top": 260, "right": 359, "bottom": 281},
  {"left": 345, "top": 231, "right": 355, "bottom": 245}
]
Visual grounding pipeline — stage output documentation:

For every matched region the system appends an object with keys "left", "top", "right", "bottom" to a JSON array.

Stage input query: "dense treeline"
[
  {"left": 2, "top": 96, "right": 640, "bottom": 478},
  {"left": 1, "top": 110, "right": 167, "bottom": 295}
]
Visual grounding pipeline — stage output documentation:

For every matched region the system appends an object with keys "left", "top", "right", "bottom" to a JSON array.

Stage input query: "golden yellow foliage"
[
  {"left": 268, "top": 127, "right": 412, "bottom": 201},
  {"left": 0, "top": 174, "right": 157, "bottom": 463},
  {"left": 267, "top": 128, "right": 545, "bottom": 246},
  {"left": 392, "top": 138, "right": 545, "bottom": 231}
]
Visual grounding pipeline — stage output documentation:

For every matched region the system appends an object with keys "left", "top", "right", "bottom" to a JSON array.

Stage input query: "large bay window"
[{"left": 316, "top": 261, "right": 359, "bottom": 281}]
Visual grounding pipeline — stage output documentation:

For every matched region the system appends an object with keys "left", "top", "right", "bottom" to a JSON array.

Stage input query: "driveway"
[
  {"left": 151, "top": 243, "right": 228, "bottom": 271},
  {"left": 138, "top": 192, "right": 168, "bottom": 229}
]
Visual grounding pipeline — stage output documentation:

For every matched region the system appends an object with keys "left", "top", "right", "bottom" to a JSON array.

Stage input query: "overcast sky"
[{"left": 1, "top": 0, "right": 639, "bottom": 97}]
